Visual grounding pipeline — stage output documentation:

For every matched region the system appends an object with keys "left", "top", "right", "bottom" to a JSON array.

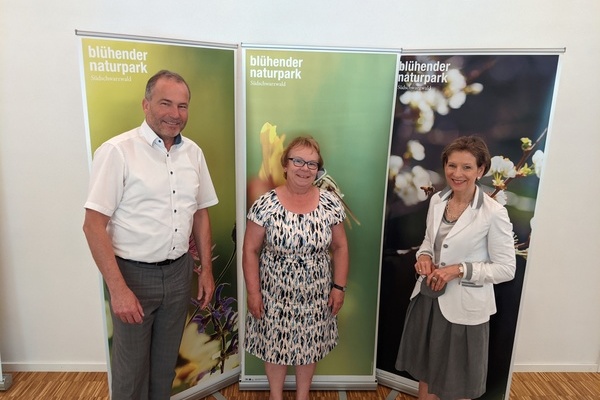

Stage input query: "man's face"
[{"left": 142, "top": 77, "right": 190, "bottom": 144}]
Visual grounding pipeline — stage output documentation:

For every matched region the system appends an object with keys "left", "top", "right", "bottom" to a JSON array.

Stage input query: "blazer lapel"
[
  {"left": 445, "top": 184, "right": 485, "bottom": 239},
  {"left": 432, "top": 200, "right": 446, "bottom": 240},
  {"left": 447, "top": 207, "right": 476, "bottom": 238}
]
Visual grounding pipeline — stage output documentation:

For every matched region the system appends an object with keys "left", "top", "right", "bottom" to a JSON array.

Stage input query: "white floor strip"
[
  {"left": 338, "top": 390, "right": 347, "bottom": 400},
  {"left": 211, "top": 391, "right": 227, "bottom": 400},
  {"left": 386, "top": 389, "right": 400, "bottom": 400}
]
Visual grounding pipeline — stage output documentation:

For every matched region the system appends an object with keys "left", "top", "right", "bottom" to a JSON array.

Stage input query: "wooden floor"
[{"left": 0, "top": 371, "right": 598, "bottom": 399}]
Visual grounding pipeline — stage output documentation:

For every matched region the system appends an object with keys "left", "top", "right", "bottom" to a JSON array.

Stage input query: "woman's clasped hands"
[{"left": 415, "top": 254, "right": 448, "bottom": 292}]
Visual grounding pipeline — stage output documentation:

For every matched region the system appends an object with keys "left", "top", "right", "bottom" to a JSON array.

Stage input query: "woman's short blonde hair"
[{"left": 280, "top": 136, "right": 324, "bottom": 178}]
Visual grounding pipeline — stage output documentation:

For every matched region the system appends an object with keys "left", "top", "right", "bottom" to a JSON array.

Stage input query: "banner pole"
[
  {"left": 401, "top": 47, "right": 566, "bottom": 54},
  {"left": 75, "top": 29, "right": 238, "bottom": 49}
]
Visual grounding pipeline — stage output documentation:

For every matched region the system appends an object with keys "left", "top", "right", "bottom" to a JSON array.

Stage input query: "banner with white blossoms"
[
  {"left": 376, "top": 53, "right": 561, "bottom": 399},
  {"left": 79, "top": 34, "right": 239, "bottom": 400}
]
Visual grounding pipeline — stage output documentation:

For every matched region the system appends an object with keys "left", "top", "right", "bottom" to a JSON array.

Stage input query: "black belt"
[{"left": 116, "top": 253, "right": 186, "bottom": 267}]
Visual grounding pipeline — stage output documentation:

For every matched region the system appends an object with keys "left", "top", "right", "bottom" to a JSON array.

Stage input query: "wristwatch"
[
  {"left": 458, "top": 263, "right": 465, "bottom": 279},
  {"left": 332, "top": 283, "right": 347, "bottom": 292}
]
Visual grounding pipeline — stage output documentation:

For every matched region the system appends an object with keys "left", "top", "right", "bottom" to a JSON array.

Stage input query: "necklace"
[{"left": 445, "top": 197, "right": 470, "bottom": 222}]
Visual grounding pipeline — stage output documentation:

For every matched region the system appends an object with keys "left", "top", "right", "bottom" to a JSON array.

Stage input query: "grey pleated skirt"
[{"left": 395, "top": 293, "right": 489, "bottom": 400}]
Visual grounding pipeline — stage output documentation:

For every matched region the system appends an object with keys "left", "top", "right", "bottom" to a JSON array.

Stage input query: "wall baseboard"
[
  {"left": 3, "top": 362, "right": 599, "bottom": 374},
  {"left": 512, "top": 363, "right": 599, "bottom": 373},
  {"left": 2, "top": 363, "right": 107, "bottom": 372}
]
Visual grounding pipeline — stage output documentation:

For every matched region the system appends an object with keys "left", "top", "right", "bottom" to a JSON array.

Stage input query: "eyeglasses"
[{"left": 288, "top": 157, "right": 319, "bottom": 170}]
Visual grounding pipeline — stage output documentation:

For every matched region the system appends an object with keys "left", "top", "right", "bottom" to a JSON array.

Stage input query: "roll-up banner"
[
  {"left": 240, "top": 45, "right": 399, "bottom": 389},
  {"left": 77, "top": 32, "right": 239, "bottom": 400},
  {"left": 376, "top": 52, "right": 562, "bottom": 399}
]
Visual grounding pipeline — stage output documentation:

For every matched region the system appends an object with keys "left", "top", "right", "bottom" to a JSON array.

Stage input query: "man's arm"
[
  {"left": 191, "top": 208, "right": 215, "bottom": 309},
  {"left": 82, "top": 208, "right": 144, "bottom": 324}
]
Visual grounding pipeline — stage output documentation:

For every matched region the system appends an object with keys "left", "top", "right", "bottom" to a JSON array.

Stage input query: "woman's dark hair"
[
  {"left": 441, "top": 135, "right": 491, "bottom": 175},
  {"left": 280, "top": 136, "right": 324, "bottom": 178}
]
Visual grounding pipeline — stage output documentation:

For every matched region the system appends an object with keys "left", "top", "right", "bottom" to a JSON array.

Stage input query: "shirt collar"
[
  {"left": 140, "top": 120, "right": 183, "bottom": 148},
  {"left": 439, "top": 181, "right": 484, "bottom": 209}
]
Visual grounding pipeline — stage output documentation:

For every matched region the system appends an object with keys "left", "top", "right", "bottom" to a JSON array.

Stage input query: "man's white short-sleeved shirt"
[{"left": 85, "top": 121, "right": 218, "bottom": 262}]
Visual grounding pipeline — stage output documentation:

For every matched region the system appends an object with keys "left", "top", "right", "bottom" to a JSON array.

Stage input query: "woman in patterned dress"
[{"left": 242, "top": 136, "right": 349, "bottom": 400}]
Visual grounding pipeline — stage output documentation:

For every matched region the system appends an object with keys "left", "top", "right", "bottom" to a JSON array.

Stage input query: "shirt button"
[
  {"left": 440, "top": 262, "right": 446, "bottom": 266},
  {"left": 443, "top": 244, "right": 449, "bottom": 248}
]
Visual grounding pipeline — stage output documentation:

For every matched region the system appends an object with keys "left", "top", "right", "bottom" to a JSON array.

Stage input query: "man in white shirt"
[{"left": 83, "top": 70, "right": 218, "bottom": 400}]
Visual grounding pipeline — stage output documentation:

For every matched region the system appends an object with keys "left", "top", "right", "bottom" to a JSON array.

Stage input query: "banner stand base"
[
  {"left": 0, "top": 374, "right": 12, "bottom": 391},
  {"left": 376, "top": 369, "right": 418, "bottom": 397},
  {"left": 240, "top": 377, "right": 378, "bottom": 391}
]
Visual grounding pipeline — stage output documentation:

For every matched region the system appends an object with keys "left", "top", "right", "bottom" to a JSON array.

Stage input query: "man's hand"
[
  {"left": 196, "top": 268, "right": 215, "bottom": 309},
  {"left": 110, "top": 286, "right": 145, "bottom": 324}
]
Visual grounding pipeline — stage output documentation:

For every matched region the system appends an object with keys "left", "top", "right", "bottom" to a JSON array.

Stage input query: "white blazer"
[{"left": 412, "top": 184, "right": 516, "bottom": 325}]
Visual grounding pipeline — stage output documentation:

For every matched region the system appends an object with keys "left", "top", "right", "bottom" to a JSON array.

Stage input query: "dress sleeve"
[
  {"left": 322, "top": 190, "right": 346, "bottom": 225},
  {"left": 247, "top": 191, "right": 272, "bottom": 227}
]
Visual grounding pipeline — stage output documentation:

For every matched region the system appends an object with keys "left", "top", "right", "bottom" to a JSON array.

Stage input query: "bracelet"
[{"left": 332, "top": 283, "right": 347, "bottom": 292}]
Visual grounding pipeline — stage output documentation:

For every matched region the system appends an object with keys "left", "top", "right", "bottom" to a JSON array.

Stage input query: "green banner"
[
  {"left": 242, "top": 46, "right": 398, "bottom": 384},
  {"left": 79, "top": 36, "right": 238, "bottom": 399}
]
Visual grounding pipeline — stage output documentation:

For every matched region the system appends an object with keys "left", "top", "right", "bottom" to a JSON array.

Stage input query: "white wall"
[{"left": 1, "top": 0, "right": 598, "bottom": 373}]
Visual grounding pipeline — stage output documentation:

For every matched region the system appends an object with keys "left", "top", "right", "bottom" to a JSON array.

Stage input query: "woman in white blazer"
[{"left": 395, "top": 136, "right": 516, "bottom": 400}]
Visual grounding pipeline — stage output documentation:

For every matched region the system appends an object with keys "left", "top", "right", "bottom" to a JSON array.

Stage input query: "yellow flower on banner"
[
  {"left": 258, "top": 122, "right": 286, "bottom": 186},
  {"left": 248, "top": 122, "right": 286, "bottom": 205}
]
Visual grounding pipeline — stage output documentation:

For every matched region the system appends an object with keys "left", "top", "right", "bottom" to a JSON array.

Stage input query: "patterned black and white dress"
[{"left": 245, "top": 189, "right": 346, "bottom": 365}]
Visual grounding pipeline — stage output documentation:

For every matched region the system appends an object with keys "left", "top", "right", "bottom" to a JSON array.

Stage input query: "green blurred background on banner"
[{"left": 243, "top": 48, "right": 399, "bottom": 376}]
